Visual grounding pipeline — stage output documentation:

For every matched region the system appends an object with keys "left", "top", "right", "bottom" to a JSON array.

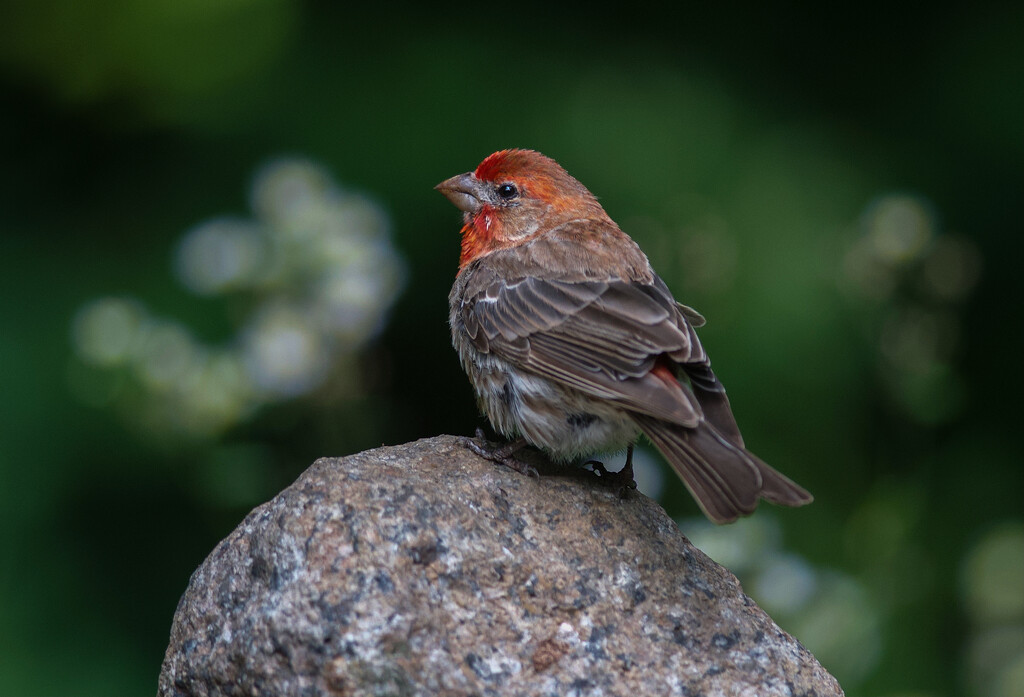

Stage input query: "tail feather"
[
  {"left": 634, "top": 414, "right": 812, "bottom": 524},
  {"left": 749, "top": 450, "right": 814, "bottom": 506},
  {"left": 682, "top": 362, "right": 745, "bottom": 446}
]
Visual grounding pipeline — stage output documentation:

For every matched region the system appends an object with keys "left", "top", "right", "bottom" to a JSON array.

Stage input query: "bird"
[{"left": 436, "top": 149, "right": 812, "bottom": 524}]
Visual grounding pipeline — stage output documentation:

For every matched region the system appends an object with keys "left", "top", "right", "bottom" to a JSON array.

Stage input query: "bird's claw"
[
  {"left": 585, "top": 449, "right": 637, "bottom": 498},
  {"left": 464, "top": 433, "right": 540, "bottom": 479}
]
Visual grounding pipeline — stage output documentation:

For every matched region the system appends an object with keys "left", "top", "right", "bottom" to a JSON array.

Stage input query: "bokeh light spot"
[
  {"left": 243, "top": 305, "right": 328, "bottom": 399},
  {"left": 962, "top": 523, "right": 1024, "bottom": 623},
  {"left": 72, "top": 297, "right": 146, "bottom": 367},
  {"left": 175, "top": 218, "right": 265, "bottom": 294},
  {"left": 752, "top": 555, "right": 818, "bottom": 615},
  {"left": 864, "top": 194, "right": 935, "bottom": 265},
  {"left": 920, "top": 234, "right": 983, "bottom": 301},
  {"left": 137, "top": 321, "right": 198, "bottom": 391}
]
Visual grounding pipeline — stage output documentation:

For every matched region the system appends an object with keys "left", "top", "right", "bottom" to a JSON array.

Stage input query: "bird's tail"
[{"left": 633, "top": 414, "right": 813, "bottom": 524}]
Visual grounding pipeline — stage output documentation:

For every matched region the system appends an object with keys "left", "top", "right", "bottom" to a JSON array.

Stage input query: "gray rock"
[{"left": 159, "top": 435, "right": 843, "bottom": 697}]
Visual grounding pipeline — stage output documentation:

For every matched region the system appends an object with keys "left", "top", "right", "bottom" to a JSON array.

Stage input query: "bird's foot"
[
  {"left": 585, "top": 444, "right": 638, "bottom": 498},
  {"left": 465, "top": 429, "right": 540, "bottom": 479}
]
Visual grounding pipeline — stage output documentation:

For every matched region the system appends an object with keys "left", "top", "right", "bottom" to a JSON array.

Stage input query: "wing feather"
[{"left": 460, "top": 259, "right": 706, "bottom": 425}]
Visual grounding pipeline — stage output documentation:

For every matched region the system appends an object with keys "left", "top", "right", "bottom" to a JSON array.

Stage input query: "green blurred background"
[{"left": 1, "top": 2, "right": 1021, "bottom": 694}]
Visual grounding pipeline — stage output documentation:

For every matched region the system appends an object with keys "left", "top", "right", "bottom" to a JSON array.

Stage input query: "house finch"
[{"left": 436, "top": 149, "right": 812, "bottom": 524}]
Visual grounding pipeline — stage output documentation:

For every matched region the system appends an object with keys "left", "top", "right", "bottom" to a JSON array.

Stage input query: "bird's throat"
[{"left": 458, "top": 210, "right": 501, "bottom": 270}]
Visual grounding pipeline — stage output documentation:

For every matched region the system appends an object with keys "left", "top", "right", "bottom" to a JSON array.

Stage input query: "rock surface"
[{"left": 159, "top": 435, "right": 843, "bottom": 697}]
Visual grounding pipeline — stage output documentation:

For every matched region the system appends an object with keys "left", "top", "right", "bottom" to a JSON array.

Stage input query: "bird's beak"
[{"left": 435, "top": 172, "right": 483, "bottom": 214}]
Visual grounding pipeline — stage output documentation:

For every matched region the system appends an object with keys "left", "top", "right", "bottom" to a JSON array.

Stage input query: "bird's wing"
[{"left": 459, "top": 262, "right": 708, "bottom": 426}]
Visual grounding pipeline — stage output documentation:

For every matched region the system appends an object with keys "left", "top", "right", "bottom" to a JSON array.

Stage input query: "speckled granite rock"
[{"left": 159, "top": 435, "right": 843, "bottom": 697}]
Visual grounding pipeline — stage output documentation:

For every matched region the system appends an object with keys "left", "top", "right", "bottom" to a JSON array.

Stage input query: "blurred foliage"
[
  {"left": 0, "top": 1, "right": 1021, "bottom": 695},
  {"left": 71, "top": 158, "right": 404, "bottom": 439}
]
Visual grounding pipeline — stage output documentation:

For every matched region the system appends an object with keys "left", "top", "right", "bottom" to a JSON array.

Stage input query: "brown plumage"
[{"left": 437, "top": 149, "right": 812, "bottom": 524}]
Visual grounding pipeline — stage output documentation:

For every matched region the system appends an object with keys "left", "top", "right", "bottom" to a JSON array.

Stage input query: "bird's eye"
[{"left": 496, "top": 183, "right": 519, "bottom": 200}]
